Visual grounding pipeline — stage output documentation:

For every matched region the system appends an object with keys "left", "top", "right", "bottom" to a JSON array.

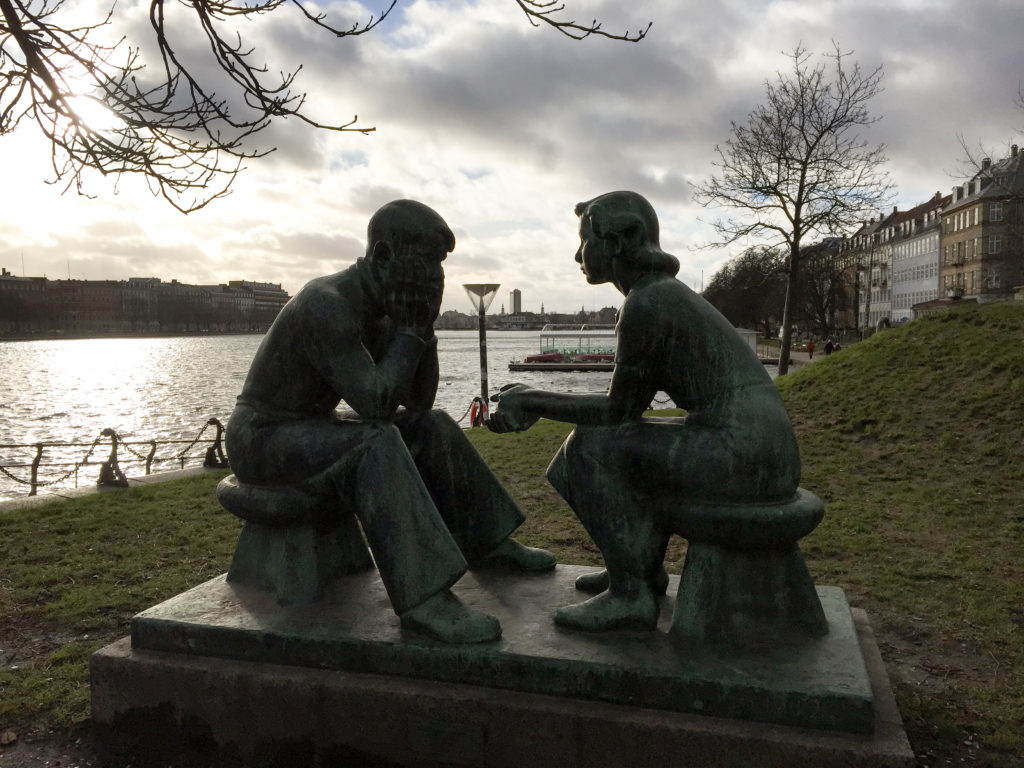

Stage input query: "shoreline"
[
  {"left": 0, "top": 465, "right": 222, "bottom": 512},
  {"left": 0, "top": 329, "right": 266, "bottom": 343},
  {"left": 0, "top": 328, "right": 503, "bottom": 342}
]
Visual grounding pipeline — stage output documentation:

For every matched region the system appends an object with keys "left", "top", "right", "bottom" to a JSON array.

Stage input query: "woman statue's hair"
[{"left": 574, "top": 191, "right": 680, "bottom": 277}]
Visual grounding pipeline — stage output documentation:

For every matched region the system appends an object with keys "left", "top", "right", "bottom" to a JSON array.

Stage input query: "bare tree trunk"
[{"left": 777, "top": 245, "right": 800, "bottom": 376}]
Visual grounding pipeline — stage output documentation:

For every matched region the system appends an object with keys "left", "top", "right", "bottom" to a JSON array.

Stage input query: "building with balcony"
[
  {"left": 939, "top": 145, "right": 1024, "bottom": 302},
  {"left": 843, "top": 215, "right": 889, "bottom": 331},
  {"left": 842, "top": 193, "right": 951, "bottom": 331}
]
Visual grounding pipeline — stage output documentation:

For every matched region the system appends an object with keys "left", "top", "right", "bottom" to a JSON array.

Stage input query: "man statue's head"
[
  {"left": 367, "top": 200, "right": 455, "bottom": 269},
  {"left": 366, "top": 199, "right": 454, "bottom": 321},
  {"left": 574, "top": 191, "right": 679, "bottom": 279}
]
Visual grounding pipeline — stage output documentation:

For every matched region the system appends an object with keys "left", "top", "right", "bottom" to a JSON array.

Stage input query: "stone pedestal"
[{"left": 91, "top": 566, "right": 914, "bottom": 767}]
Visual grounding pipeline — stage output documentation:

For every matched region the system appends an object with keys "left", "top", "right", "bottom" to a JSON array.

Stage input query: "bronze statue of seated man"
[
  {"left": 225, "top": 199, "right": 554, "bottom": 644},
  {"left": 488, "top": 191, "right": 802, "bottom": 633}
]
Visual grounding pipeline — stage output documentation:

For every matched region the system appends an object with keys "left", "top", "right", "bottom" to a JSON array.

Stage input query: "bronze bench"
[{"left": 217, "top": 474, "right": 374, "bottom": 605}]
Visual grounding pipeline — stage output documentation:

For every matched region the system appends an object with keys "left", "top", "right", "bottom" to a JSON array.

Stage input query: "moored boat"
[{"left": 509, "top": 324, "right": 616, "bottom": 371}]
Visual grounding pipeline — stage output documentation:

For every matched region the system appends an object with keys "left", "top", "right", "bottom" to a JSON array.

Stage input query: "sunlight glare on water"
[{"left": 0, "top": 331, "right": 617, "bottom": 499}]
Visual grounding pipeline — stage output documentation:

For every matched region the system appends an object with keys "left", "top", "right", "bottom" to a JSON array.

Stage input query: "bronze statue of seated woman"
[{"left": 490, "top": 191, "right": 825, "bottom": 641}]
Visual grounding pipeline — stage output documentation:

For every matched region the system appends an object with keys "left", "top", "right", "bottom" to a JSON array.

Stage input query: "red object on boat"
[
  {"left": 523, "top": 352, "right": 565, "bottom": 363},
  {"left": 577, "top": 354, "right": 614, "bottom": 362}
]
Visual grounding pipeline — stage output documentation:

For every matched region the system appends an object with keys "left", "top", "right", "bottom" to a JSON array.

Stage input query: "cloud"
[{"left": 3, "top": 0, "right": 1024, "bottom": 314}]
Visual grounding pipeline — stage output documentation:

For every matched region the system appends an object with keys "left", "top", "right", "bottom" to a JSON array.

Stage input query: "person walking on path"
[{"left": 807, "top": 340, "right": 815, "bottom": 359}]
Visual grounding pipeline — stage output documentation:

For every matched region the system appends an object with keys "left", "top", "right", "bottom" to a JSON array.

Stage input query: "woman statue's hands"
[{"left": 487, "top": 384, "right": 539, "bottom": 433}]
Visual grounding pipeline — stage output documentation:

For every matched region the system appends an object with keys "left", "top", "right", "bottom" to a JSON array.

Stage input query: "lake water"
[
  {"left": 0, "top": 332, "right": 778, "bottom": 500},
  {"left": 0, "top": 332, "right": 621, "bottom": 499}
]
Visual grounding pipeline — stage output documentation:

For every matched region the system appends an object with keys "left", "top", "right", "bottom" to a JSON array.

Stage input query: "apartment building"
[
  {"left": 843, "top": 214, "right": 891, "bottom": 331},
  {"left": 939, "top": 145, "right": 1024, "bottom": 301},
  {"left": 0, "top": 274, "right": 289, "bottom": 335},
  {"left": 890, "top": 193, "right": 947, "bottom": 322},
  {"left": 228, "top": 280, "right": 289, "bottom": 323},
  {"left": 840, "top": 192, "right": 952, "bottom": 330}
]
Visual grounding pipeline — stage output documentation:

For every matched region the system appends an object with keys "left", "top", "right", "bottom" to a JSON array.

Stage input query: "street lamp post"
[{"left": 462, "top": 284, "right": 500, "bottom": 404}]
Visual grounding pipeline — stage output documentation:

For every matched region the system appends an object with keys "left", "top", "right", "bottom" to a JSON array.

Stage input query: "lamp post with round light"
[{"left": 462, "top": 284, "right": 500, "bottom": 405}]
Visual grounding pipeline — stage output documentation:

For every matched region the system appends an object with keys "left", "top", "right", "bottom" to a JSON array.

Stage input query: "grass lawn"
[{"left": 1, "top": 301, "right": 1023, "bottom": 766}]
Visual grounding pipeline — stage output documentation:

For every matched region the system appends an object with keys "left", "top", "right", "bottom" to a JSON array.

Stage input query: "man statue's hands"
[
  {"left": 388, "top": 258, "right": 443, "bottom": 340},
  {"left": 487, "top": 384, "right": 540, "bottom": 433}
]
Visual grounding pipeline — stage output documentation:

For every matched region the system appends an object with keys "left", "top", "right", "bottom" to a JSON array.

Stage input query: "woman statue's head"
[{"left": 574, "top": 191, "right": 679, "bottom": 278}]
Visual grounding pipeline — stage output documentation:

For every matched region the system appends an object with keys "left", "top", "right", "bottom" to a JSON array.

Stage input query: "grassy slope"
[
  {"left": 776, "top": 302, "right": 1024, "bottom": 761},
  {"left": 1, "top": 301, "right": 1022, "bottom": 765}
]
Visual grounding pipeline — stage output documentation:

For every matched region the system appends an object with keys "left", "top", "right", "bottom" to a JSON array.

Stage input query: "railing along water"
[
  {"left": 0, "top": 418, "right": 229, "bottom": 497},
  {"left": 0, "top": 399, "right": 489, "bottom": 500}
]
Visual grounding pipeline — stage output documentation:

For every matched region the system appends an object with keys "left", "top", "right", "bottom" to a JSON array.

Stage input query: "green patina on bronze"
[
  {"left": 490, "top": 191, "right": 827, "bottom": 642},
  {"left": 219, "top": 199, "right": 554, "bottom": 644}
]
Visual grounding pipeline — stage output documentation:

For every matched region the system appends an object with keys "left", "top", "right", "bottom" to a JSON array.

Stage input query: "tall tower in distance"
[{"left": 510, "top": 288, "right": 522, "bottom": 315}]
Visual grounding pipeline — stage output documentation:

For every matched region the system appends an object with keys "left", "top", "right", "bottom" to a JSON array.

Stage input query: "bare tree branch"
[
  {"left": 513, "top": 0, "right": 650, "bottom": 42},
  {"left": 1, "top": 0, "right": 650, "bottom": 212}
]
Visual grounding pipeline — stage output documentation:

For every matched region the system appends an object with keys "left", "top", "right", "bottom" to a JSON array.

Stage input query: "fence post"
[
  {"left": 145, "top": 441, "right": 157, "bottom": 475},
  {"left": 204, "top": 418, "right": 229, "bottom": 469},
  {"left": 97, "top": 428, "right": 129, "bottom": 488},
  {"left": 29, "top": 443, "right": 43, "bottom": 496}
]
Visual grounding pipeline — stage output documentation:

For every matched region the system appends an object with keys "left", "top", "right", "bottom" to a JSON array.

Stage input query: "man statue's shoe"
[
  {"left": 554, "top": 586, "right": 659, "bottom": 632},
  {"left": 400, "top": 590, "right": 502, "bottom": 643},
  {"left": 575, "top": 566, "right": 669, "bottom": 596},
  {"left": 471, "top": 537, "right": 557, "bottom": 572}
]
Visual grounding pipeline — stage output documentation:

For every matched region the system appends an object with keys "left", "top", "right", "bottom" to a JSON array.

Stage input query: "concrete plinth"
[{"left": 91, "top": 566, "right": 914, "bottom": 767}]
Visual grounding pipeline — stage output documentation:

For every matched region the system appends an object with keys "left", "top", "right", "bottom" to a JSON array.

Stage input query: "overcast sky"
[{"left": 3, "top": 0, "right": 1024, "bottom": 314}]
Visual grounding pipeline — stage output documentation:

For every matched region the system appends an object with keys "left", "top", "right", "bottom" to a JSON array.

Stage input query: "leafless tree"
[
  {"left": 1, "top": 0, "right": 650, "bottom": 213},
  {"left": 794, "top": 237, "right": 852, "bottom": 336},
  {"left": 703, "top": 246, "right": 787, "bottom": 339},
  {"left": 693, "top": 44, "right": 894, "bottom": 374}
]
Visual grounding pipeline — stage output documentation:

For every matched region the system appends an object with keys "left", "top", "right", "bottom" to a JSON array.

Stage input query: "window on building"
[
  {"left": 973, "top": 207, "right": 979, "bottom": 226},
  {"left": 990, "top": 202, "right": 1004, "bottom": 222},
  {"left": 986, "top": 266, "right": 1001, "bottom": 289},
  {"left": 989, "top": 235, "right": 1002, "bottom": 254}
]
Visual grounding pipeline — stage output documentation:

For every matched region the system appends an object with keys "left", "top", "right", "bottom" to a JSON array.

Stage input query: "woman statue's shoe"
[
  {"left": 471, "top": 537, "right": 556, "bottom": 572},
  {"left": 554, "top": 584, "right": 659, "bottom": 632}
]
